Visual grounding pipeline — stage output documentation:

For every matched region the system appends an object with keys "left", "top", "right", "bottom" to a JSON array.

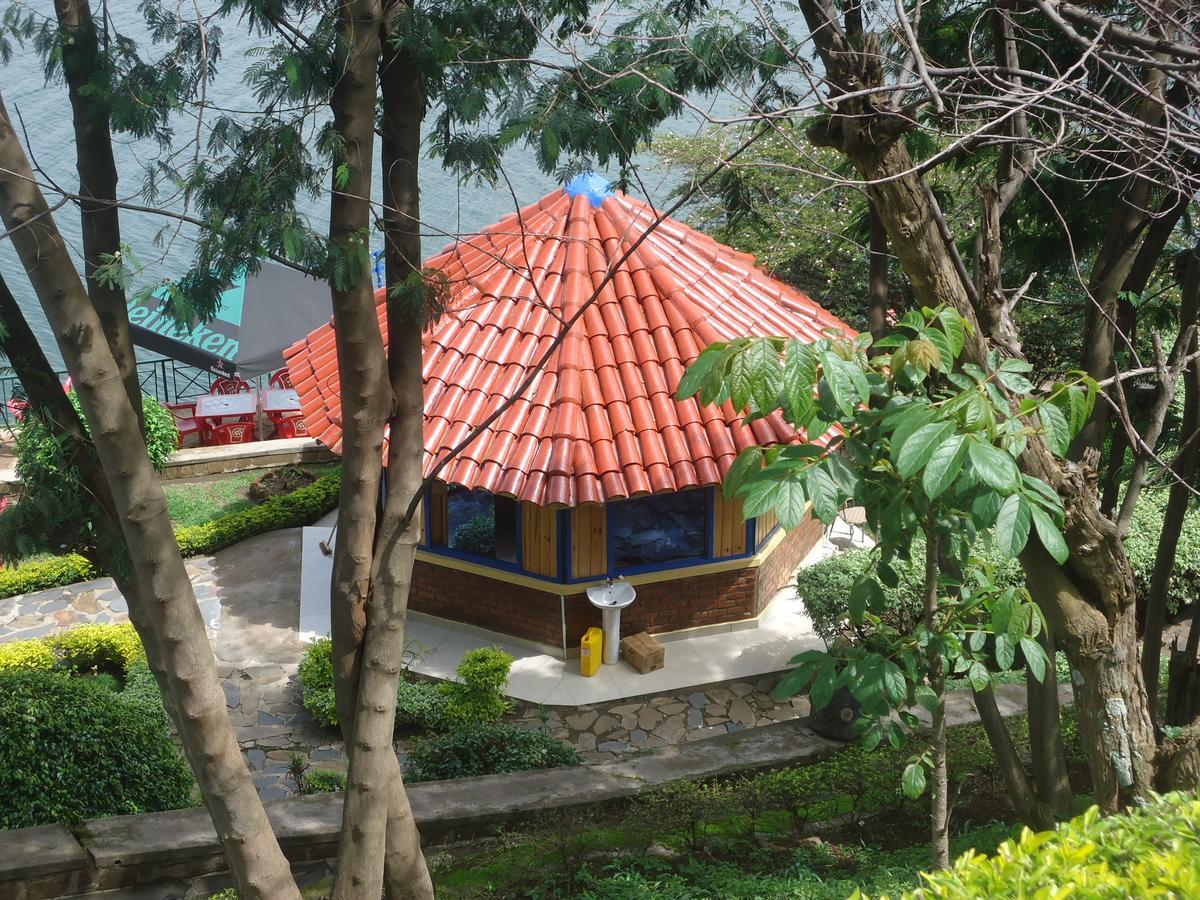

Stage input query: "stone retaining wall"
[
  {"left": 0, "top": 716, "right": 842, "bottom": 899},
  {"left": 160, "top": 438, "right": 336, "bottom": 481}
]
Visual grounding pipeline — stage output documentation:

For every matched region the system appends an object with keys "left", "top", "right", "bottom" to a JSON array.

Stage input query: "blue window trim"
[{"left": 420, "top": 482, "right": 761, "bottom": 586}]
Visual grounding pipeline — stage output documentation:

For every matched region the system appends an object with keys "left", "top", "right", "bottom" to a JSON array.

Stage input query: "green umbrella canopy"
[{"left": 128, "top": 262, "right": 331, "bottom": 379}]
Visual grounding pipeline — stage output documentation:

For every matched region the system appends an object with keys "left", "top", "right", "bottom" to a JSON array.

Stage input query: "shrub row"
[
  {"left": 406, "top": 722, "right": 579, "bottom": 783},
  {"left": 0, "top": 622, "right": 144, "bottom": 675},
  {"left": 897, "top": 791, "right": 1200, "bottom": 899},
  {"left": 798, "top": 487, "right": 1200, "bottom": 642},
  {"left": 0, "top": 623, "right": 192, "bottom": 830},
  {"left": 299, "top": 639, "right": 513, "bottom": 735},
  {"left": 0, "top": 470, "right": 340, "bottom": 600}
]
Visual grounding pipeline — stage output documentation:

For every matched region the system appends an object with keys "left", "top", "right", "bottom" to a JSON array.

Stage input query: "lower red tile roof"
[{"left": 284, "top": 175, "right": 855, "bottom": 507}]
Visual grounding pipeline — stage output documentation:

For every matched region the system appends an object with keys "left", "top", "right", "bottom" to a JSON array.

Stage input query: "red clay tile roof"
[{"left": 284, "top": 177, "right": 855, "bottom": 507}]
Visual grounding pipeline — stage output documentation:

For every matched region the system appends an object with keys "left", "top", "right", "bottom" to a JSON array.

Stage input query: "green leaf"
[
  {"left": 806, "top": 466, "right": 841, "bottom": 523},
  {"left": 810, "top": 664, "right": 837, "bottom": 711},
  {"left": 1021, "top": 637, "right": 1047, "bottom": 683},
  {"left": 997, "top": 370, "right": 1035, "bottom": 393},
  {"left": 781, "top": 341, "right": 817, "bottom": 423},
  {"left": 924, "top": 326, "right": 953, "bottom": 371},
  {"left": 820, "top": 351, "right": 864, "bottom": 416},
  {"left": 1030, "top": 504, "right": 1069, "bottom": 564},
  {"left": 968, "top": 440, "right": 1021, "bottom": 492},
  {"left": 887, "top": 401, "right": 936, "bottom": 459},
  {"left": 1039, "top": 402, "right": 1071, "bottom": 457},
  {"left": 913, "top": 684, "right": 938, "bottom": 713},
  {"left": 901, "top": 762, "right": 927, "bottom": 799},
  {"left": 971, "top": 491, "right": 1002, "bottom": 527},
  {"left": 937, "top": 308, "right": 965, "bottom": 357},
  {"left": 968, "top": 629, "right": 986, "bottom": 652},
  {"left": 882, "top": 660, "right": 907, "bottom": 706},
  {"left": 896, "top": 422, "right": 955, "bottom": 479},
  {"left": 995, "top": 493, "right": 1032, "bottom": 557},
  {"left": 968, "top": 661, "right": 990, "bottom": 692},
  {"left": 677, "top": 346, "right": 725, "bottom": 401},
  {"left": 723, "top": 448, "right": 762, "bottom": 499},
  {"left": 994, "top": 633, "right": 1015, "bottom": 670},
  {"left": 849, "top": 578, "right": 884, "bottom": 622},
  {"left": 921, "top": 433, "right": 967, "bottom": 499},
  {"left": 774, "top": 479, "right": 809, "bottom": 529}
]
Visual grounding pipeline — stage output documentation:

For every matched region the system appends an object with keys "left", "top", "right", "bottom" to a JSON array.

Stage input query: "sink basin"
[
  {"left": 586, "top": 580, "right": 636, "bottom": 610},
  {"left": 586, "top": 578, "right": 637, "bottom": 665}
]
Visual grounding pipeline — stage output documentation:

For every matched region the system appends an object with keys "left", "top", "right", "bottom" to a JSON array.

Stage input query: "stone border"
[
  {"left": 160, "top": 438, "right": 336, "bottom": 481},
  {"left": 0, "top": 716, "right": 842, "bottom": 898}
]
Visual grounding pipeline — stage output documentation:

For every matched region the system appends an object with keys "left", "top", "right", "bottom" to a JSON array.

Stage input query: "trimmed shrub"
[
  {"left": 299, "top": 636, "right": 449, "bottom": 732},
  {"left": 174, "top": 470, "right": 340, "bottom": 557},
  {"left": 0, "top": 471, "right": 340, "bottom": 600},
  {"left": 898, "top": 792, "right": 1200, "bottom": 898},
  {"left": 0, "top": 638, "right": 56, "bottom": 672},
  {"left": 303, "top": 769, "right": 347, "bottom": 794},
  {"left": 405, "top": 723, "right": 579, "bottom": 782},
  {"left": 0, "top": 669, "right": 193, "bottom": 828},
  {"left": 439, "top": 645, "right": 513, "bottom": 727},
  {"left": 298, "top": 637, "right": 339, "bottom": 728},
  {"left": 45, "top": 622, "right": 143, "bottom": 676}
]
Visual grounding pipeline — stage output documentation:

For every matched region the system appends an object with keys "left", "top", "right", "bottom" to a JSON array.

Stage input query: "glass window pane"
[
  {"left": 608, "top": 490, "right": 707, "bottom": 570},
  {"left": 444, "top": 487, "right": 517, "bottom": 563}
]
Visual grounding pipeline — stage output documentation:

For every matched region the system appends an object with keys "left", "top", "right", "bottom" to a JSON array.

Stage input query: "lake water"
[{"left": 0, "top": 6, "right": 693, "bottom": 370}]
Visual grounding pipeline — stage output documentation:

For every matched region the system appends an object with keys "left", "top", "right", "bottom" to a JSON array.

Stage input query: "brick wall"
[
  {"left": 753, "top": 512, "right": 824, "bottom": 614},
  {"left": 409, "top": 508, "right": 824, "bottom": 653}
]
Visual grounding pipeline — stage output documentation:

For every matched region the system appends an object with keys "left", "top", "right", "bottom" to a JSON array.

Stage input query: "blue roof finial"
[{"left": 564, "top": 171, "right": 613, "bottom": 207}]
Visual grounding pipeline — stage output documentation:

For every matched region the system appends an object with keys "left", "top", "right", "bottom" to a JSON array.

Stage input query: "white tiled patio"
[{"left": 298, "top": 519, "right": 868, "bottom": 707}]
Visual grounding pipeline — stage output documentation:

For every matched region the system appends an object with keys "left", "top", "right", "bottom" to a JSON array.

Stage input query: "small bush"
[
  {"left": 0, "top": 553, "right": 99, "bottom": 599},
  {"left": 45, "top": 622, "right": 143, "bottom": 676},
  {"left": 396, "top": 678, "right": 449, "bottom": 731},
  {"left": 899, "top": 792, "right": 1200, "bottom": 899},
  {"left": 633, "top": 779, "right": 735, "bottom": 851},
  {"left": 299, "top": 636, "right": 449, "bottom": 732},
  {"left": 405, "top": 723, "right": 579, "bottom": 782},
  {"left": 0, "top": 669, "right": 193, "bottom": 828},
  {"left": 439, "top": 645, "right": 514, "bottom": 728},
  {"left": 304, "top": 769, "right": 347, "bottom": 794},
  {"left": 0, "top": 638, "right": 56, "bottom": 672},
  {"left": 298, "top": 637, "right": 339, "bottom": 728}
]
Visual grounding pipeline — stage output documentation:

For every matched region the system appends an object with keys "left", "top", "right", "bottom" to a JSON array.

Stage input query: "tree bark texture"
[
  {"left": 924, "top": 529, "right": 949, "bottom": 868},
  {"left": 867, "top": 200, "right": 889, "bottom": 345},
  {"left": 53, "top": 0, "right": 143, "bottom": 427},
  {"left": 323, "top": 2, "right": 406, "bottom": 897},
  {"left": 0, "top": 95, "right": 300, "bottom": 900},
  {"left": 1144, "top": 244, "right": 1200, "bottom": 724},
  {"left": 795, "top": 3, "right": 1159, "bottom": 811}
]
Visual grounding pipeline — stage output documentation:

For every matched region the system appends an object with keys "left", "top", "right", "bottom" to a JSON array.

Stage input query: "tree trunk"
[
  {"left": 972, "top": 684, "right": 1056, "bottom": 828},
  {"left": 0, "top": 94, "right": 300, "bottom": 900},
  {"left": 1025, "top": 625, "right": 1074, "bottom": 818},
  {"left": 804, "top": 93, "right": 1160, "bottom": 811},
  {"left": 374, "top": 11, "right": 435, "bottom": 896},
  {"left": 867, "top": 200, "right": 889, "bottom": 345},
  {"left": 1146, "top": 245, "right": 1200, "bottom": 724},
  {"left": 53, "top": 0, "right": 143, "bottom": 428},
  {"left": 924, "top": 529, "right": 949, "bottom": 868}
]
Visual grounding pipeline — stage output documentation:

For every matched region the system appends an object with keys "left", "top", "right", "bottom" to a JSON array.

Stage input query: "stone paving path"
[{"left": 0, "top": 527, "right": 827, "bottom": 799}]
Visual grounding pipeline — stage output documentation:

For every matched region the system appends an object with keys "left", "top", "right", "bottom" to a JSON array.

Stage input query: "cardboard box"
[{"left": 620, "top": 631, "right": 665, "bottom": 673}]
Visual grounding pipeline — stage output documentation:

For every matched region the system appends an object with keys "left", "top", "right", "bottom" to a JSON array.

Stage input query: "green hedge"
[
  {"left": 0, "top": 471, "right": 340, "bottom": 600},
  {"left": 406, "top": 723, "right": 579, "bottom": 783},
  {"left": 895, "top": 791, "right": 1200, "bottom": 898},
  {"left": 0, "top": 668, "right": 193, "bottom": 829},
  {"left": 0, "top": 623, "right": 144, "bottom": 675}
]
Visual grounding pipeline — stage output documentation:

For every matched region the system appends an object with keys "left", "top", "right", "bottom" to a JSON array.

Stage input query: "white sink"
[
  {"left": 586, "top": 578, "right": 637, "bottom": 664},
  {"left": 586, "top": 579, "right": 636, "bottom": 610}
]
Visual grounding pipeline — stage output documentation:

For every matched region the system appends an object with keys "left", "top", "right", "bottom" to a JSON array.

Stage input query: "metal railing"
[{"left": 0, "top": 358, "right": 219, "bottom": 428}]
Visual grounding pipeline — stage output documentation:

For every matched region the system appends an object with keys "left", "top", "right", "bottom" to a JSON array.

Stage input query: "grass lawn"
[{"left": 164, "top": 464, "right": 338, "bottom": 528}]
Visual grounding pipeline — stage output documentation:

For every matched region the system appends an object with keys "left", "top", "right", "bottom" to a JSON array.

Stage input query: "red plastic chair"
[
  {"left": 269, "top": 370, "right": 293, "bottom": 389},
  {"left": 210, "top": 377, "right": 251, "bottom": 395},
  {"left": 272, "top": 415, "right": 308, "bottom": 439},
  {"left": 165, "top": 401, "right": 200, "bottom": 448},
  {"left": 209, "top": 421, "right": 257, "bottom": 445}
]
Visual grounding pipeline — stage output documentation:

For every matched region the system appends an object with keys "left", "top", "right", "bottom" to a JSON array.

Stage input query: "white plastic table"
[
  {"left": 261, "top": 388, "right": 301, "bottom": 416},
  {"left": 194, "top": 391, "right": 257, "bottom": 423}
]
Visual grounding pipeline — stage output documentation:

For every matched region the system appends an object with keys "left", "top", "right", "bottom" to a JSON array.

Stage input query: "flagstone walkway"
[{"left": 0, "top": 526, "right": 847, "bottom": 799}]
